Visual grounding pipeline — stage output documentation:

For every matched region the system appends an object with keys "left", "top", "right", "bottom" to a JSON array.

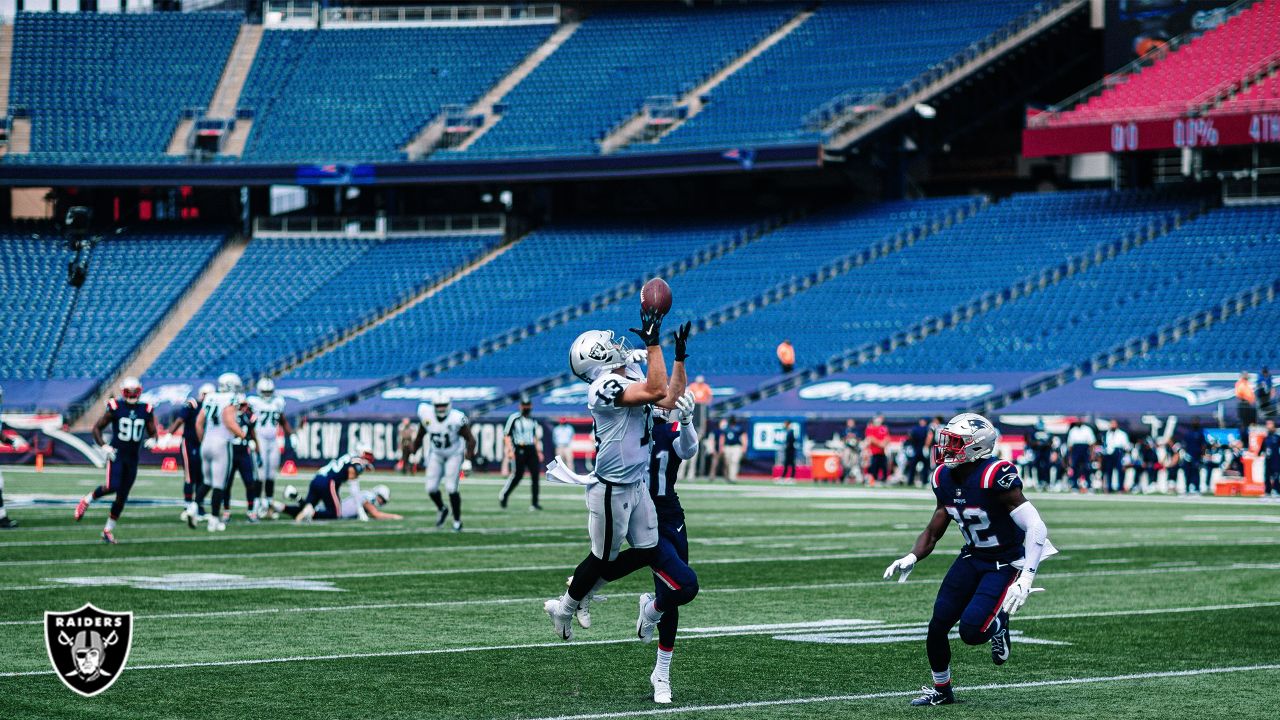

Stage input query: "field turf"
[{"left": 0, "top": 466, "right": 1277, "bottom": 719}]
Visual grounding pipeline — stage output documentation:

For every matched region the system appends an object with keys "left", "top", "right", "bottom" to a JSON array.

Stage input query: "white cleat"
[
  {"left": 650, "top": 671, "right": 672, "bottom": 704},
  {"left": 575, "top": 597, "right": 592, "bottom": 629},
  {"left": 543, "top": 598, "right": 574, "bottom": 641},
  {"left": 636, "top": 592, "right": 660, "bottom": 643},
  {"left": 206, "top": 517, "right": 225, "bottom": 532}
]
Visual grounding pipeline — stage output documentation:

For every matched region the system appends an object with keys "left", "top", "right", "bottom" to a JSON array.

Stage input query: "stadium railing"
[
  {"left": 251, "top": 213, "right": 505, "bottom": 239},
  {"left": 1026, "top": 0, "right": 1258, "bottom": 128},
  {"left": 969, "top": 278, "right": 1280, "bottom": 415},
  {"left": 262, "top": 1, "right": 560, "bottom": 27}
]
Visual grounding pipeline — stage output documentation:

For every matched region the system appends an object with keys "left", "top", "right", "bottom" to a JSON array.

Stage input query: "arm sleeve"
[
  {"left": 673, "top": 422, "right": 699, "bottom": 460},
  {"left": 1010, "top": 502, "right": 1048, "bottom": 575}
]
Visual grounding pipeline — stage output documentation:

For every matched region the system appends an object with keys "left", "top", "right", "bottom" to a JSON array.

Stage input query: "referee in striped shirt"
[{"left": 500, "top": 397, "right": 543, "bottom": 510}]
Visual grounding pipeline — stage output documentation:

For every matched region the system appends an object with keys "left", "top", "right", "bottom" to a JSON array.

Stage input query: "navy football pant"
[
  {"left": 651, "top": 506, "right": 699, "bottom": 649},
  {"left": 303, "top": 476, "right": 342, "bottom": 519},
  {"left": 926, "top": 553, "right": 1019, "bottom": 673},
  {"left": 180, "top": 442, "right": 203, "bottom": 503},
  {"left": 92, "top": 457, "right": 139, "bottom": 521}
]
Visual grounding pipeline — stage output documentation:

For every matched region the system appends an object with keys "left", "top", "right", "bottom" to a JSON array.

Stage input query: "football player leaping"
[
  {"left": 542, "top": 306, "right": 689, "bottom": 642},
  {"left": 413, "top": 394, "right": 476, "bottom": 532},
  {"left": 249, "top": 377, "right": 292, "bottom": 519},
  {"left": 883, "top": 413, "right": 1055, "bottom": 707}
]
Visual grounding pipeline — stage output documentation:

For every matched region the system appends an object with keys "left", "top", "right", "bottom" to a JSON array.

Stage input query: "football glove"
[
  {"left": 882, "top": 552, "right": 917, "bottom": 583},
  {"left": 461, "top": 459, "right": 473, "bottom": 473},
  {"left": 1000, "top": 571, "right": 1045, "bottom": 615},
  {"left": 99, "top": 444, "right": 117, "bottom": 462},
  {"left": 672, "top": 321, "right": 692, "bottom": 362},
  {"left": 627, "top": 349, "right": 648, "bottom": 365},
  {"left": 629, "top": 306, "right": 665, "bottom": 348},
  {"left": 674, "top": 389, "right": 696, "bottom": 423}
]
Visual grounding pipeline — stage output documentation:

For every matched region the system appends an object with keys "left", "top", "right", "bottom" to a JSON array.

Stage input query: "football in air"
[{"left": 641, "top": 277, "right": 672, "bottom": 315}]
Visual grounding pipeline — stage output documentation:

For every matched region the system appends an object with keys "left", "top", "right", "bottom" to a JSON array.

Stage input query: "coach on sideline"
[{"left": 501, "top": 396, "right": 543, "bottom": 510}]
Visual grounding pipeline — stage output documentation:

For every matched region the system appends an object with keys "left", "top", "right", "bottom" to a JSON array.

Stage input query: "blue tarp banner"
[
  {"left": 998, "top": 370, "right": 1247, "bottom": 418},
  {"left": 730, "top": 373, "right": 1033, "bottom": 417}
]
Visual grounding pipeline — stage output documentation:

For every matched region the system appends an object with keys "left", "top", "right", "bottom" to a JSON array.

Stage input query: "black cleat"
[
  {"left": 530, "top": 504, "right": 543, "bottom": 511},
  {"left": 0, "top": 516, "right": 17, "bottom": 529},
  {"left": 991, "top": 624, "right": 1011, "bottom": 666},
  {"left": 434, "top": 507, "right": 450, "bottom": 528},
  {"left": 498, "top": 492, "right": 508, "bottom": 509},
  {"left": 910, "top": 684, "right": 955, "bottom": 706}
]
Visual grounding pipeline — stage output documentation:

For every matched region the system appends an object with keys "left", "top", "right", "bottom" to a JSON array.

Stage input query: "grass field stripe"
[{"left": 516, "top": 664, "right": 1280, "bottom": 720}]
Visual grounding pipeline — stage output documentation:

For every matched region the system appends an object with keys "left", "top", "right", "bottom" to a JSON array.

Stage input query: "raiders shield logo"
[{"left": 44, "top": 603, "right": 133, "bottom": 697}]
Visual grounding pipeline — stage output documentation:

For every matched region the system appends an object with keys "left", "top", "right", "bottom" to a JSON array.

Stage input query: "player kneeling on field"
[
  {"left": 883, "top": 412, "right": 1055, "bottom": 707},
  {"left": 281, "top": 482, "right": 400, "bottom": 521},
  {"left": 293, "top": 446, "right": 377, "bottom": 523}
]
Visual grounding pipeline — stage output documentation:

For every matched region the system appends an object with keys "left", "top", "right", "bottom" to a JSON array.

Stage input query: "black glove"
[
  {"left": 629, "top": 306, "right": 665, "bottom": 348},
  {"left": 672, "top": 321, "right": 691, "bottom": 362}
]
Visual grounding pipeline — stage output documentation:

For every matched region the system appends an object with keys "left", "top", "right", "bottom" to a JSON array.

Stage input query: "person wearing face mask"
[{"left": 500, "top": 397, "right": 543, "bottom": 511}]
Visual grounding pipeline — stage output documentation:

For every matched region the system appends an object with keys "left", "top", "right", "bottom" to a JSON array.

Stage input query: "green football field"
[{"left": 1, "top": 465, "right": 1278, "bottom": 719}]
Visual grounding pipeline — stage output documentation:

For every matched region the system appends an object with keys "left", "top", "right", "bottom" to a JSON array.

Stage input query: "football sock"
[
  {"left": 92, "top": 486, "right": 109, "bottom": 500},
  {"left": 428, "top": 491, "right": 445, "bottom": 511},
  {"left": 183, "top": 481, "right": 193, "bottom": 503},
  {"left": 655, "top": 646, "right": 673, "bottom": 680},
  {"left": 932, "top": 669, "right": 951, "bottom": 687},
  {"left": 448, "top": 492, "right": 462, "bottom": 521},
  {"left": 264, "top": 480, "right": 274, "bottom": 502},
  {"left": 566, "top": 554, "right": 604, "bottom": 602},
  {"left": 644, "top": 597, "right": 664, "bottom": 622},
  {"left": 211, "top": 489, "right": 224, "bottom": 516},
  {"left": 194, "top": 483, "right": 210, "bottom": 510},
  {"left": 104, "top": 518, "right": 116, "bottom": 533}
]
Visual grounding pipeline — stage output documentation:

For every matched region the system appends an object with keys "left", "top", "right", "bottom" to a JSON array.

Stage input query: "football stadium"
[{"left": 0, "top": 0, "right": 1278, "bottom": 717}]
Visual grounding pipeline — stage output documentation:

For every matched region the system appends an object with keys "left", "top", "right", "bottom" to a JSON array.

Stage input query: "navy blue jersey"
[
  {"left": 1262, "top": 431, "right": 1280, "bottom": 461},
  {"left": 723, "top": 423, "right": 745, "bottom": 447},
  {"left": 931, "top": 457, "right": 1025, "bottom": 562},
  {"left": 1181, "top": 430, "right": 1205, "bottom": 460},
  {"left": 232, "top": 406, "right": 256, "bottom": 450},
  {"left": 105, "top": 397, "right": 154, "bottom": 459},
  {"left": 176, "top": 398, "right": 201, "bottom": 449},
  {"left": 648, "top": 421, "right": 684, "bottom": 507},
  {"left": 314, "top": 453, "right": 368, "bottom": 488}
]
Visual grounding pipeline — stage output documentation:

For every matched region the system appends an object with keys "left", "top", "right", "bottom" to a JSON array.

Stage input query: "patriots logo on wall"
[
  {"left": 44, "top": 603, "right": 133, "bottom": 697},
  {"left": 1092, "top": 373, "right": 1241, "bottom": 407}
]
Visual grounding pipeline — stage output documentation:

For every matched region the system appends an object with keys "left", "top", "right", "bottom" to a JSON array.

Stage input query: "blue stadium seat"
[
  {"left": 0, "top": 229, "right": 224, "bottom": 380},
  {"left": 240, "top": 25, "right": 554, "bottom": 162},
  {"left": 7, "top": 12, "right": 241, "bottom": 164}
]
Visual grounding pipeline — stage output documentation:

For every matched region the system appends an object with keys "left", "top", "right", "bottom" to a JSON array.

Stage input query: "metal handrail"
[
  {"left": 1028, "top": 0, "right": 1257, "bottom": 128},
  {"left": 252, "top": 213, "right": 505, "bottom": 238}
]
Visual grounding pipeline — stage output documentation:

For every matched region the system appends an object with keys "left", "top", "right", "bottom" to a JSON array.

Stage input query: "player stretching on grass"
[{"left": 882, "top": 412, "right": 1055, "bottom": 707}]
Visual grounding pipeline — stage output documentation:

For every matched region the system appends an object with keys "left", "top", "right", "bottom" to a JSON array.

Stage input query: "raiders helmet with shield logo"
[{"left": 569, "top": 330, "right": 632, "bottom": 382}]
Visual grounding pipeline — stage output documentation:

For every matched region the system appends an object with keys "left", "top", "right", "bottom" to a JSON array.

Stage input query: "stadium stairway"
[
  {"left": 0, "top": 23, "right": 11, "bottom": 115},
  {"left": 714, "top": 191, "right": 1205, "bottom": 415},
  {"left": 458, "top": 198, "right": 987, "bottom": 419},
  {"left": 167, "top": 23, "right": 263, "bottom": 158},
  {"left": 823, "top": 0, "right": 1088, "bottom": 153},
  {"left": 969, "top": 278, "right": 1280, "bottom": 416},
  {"left": 301, "top": 212, "right": 799, "bottom": 417},
  {"left": 600, "top": 7, "right": 815, "bottom": 154},
  {"left": 70, "top": 234, "right": 250, "bottom": 430},
  {"left": 405, "top": 18, "right": 582, "bottom": 159},
  {"left": 267, "top": 235, "right": 522, "bottom": 379}
]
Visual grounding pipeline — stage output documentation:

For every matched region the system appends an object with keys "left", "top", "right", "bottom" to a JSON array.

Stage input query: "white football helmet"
[
  {"left": 933, "top": 412, "right": 1000, "bottom": 468},
  {"left": 121, "top": 376, "right": 142, "bottom": 403},
  {"left": 432, "top": 394, "right": 451, "bottom": 420},
  {"left": 372, "top": 484, "right": 391, "bottom": 506},
  {"left": 569, "top": 330, "right": 631, "bottom": 382},
  {"left": 217, "top": 372, "right": 243, "bottom": 393},
  {"left": 256, "top": 377, "right": 275, "bottom": 397},
  {"left": 197, "top": 383, "right": 215, "bottom": 400}
]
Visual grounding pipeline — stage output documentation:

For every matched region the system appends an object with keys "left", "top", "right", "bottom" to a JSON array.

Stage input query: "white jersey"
[
  {"left": 587, "top": 372, "right": 652, "bottom": 485},
  {"left": 417, "top": 407, "right": 469, "bottom": 458},
  {"left": 200, "top": 391, "right": 238, "bottom": 445},
  {"left": 249, "top": 395, "right": 286, "bottom": 439},
  {"left": 340, "top": 491, "right": 377, "bottom": 519}
]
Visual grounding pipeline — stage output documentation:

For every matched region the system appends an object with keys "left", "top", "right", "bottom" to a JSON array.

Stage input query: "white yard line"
[
  {"left": 0, "top": 612, "right": 1275, "bottom": 680},
  {"left": 516, "top": 664, "right": 1280, "bottom": 720}
]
